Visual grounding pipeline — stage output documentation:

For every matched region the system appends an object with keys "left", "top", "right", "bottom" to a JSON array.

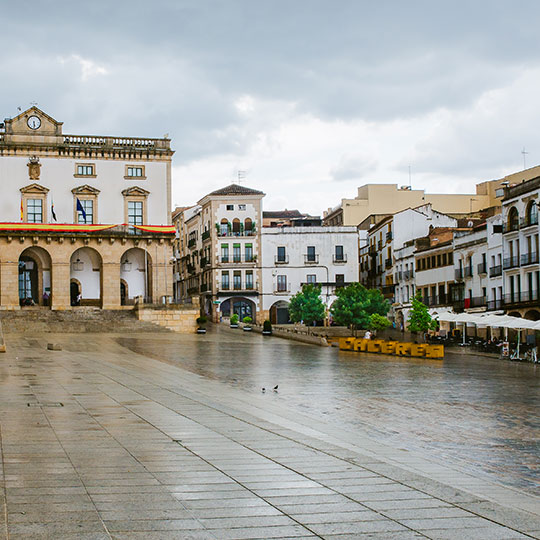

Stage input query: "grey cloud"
[{"left": 330, "top": 156, "right": 378, "bottom": 181}]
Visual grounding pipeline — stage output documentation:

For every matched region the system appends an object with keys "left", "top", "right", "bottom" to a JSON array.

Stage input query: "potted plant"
[
  {"left": 230, "top": 313, "right": 239, "bottom": 328},
  {"left": 242, "top": 316, "right": 253, "bottom": 331},
  {"left": 196, "top": 315, "right": 207, "bottom": 334},
  {"left": 262, "top": 319, "right": 272, "bottom": 336}
]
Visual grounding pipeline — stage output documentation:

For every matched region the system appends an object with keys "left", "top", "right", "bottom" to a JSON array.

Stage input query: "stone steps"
[{"left": 0, "top": 308, "right": 171, "bottom": 334}]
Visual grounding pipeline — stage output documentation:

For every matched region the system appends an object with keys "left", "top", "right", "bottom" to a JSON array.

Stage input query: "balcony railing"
[
  {"left": 521, "top": 214, "right": 539, "bottom": 228},
  {"left": 403, "top": 270, "right": 413, "bottom": 280},
  {"left": 188, "top": 238, "right": 196, "bottom": 248},
  {"left": 200, "top": 283, "right": 209, "bottom": 292},
  {"left": 464, "top": 266, "right": 473, "bottom": 278},
  {"left": 202, "top": 230, "right": 211, "bottom": 241},
  {"left": 275, "top": 255, "right": 289, "bottom": 264},
  {"left": 477, "top": 262, "right": 487, "bottom": 275},
  {"left": 385, "top": 258, "right": 392, "bottom": 268},
  {"left": 502, "top": 290, "right": 539, "bottom": 306},
  {"left": 489, "top": 265, "right": 502, "bottom": 277},
  {"left": 503, "top": 256, "right": 520, "bottom": 270},
  {"left": 377, "top": 241, "right": 382, "bottom": 250},
  {"left": 219, "top": 282, "right": 255, "bottom": 292},
  {"left": 395, "top": 271, "right": 402, "bottom": 281},
  {"left": 521, "top": 252, "right": 539, "bottom": 266},
  {"left": 487, "top": 299, "right": 503, "bottom": 311},
  {"left": 217, "top": 230, "right": 256, "bottom": 237},
  {"left": 333, "top": 254, "right": 347, "bottom": 263},
  {"left": 220, "top": 255, "right": 256, "bottom": 264},
  {"left": 304, "top": 254, "right": 319, "bottom": 264},
  {"left": 455, "top": 268, "right": 464, "bottom": 280},
  {"left": 503, "top": 221, "right": 520, "bottom": 233},
  {"left": 422, "top": 294, "right": 450, "bottom": 307},
  {"left": 274, "top": 285, "right": 291, "bottom": 293},
  {"left": 386, "top": 231, "right": 393, "bottom": 242},
  {"left": 200, "top": 257, "right": 209, "bottom": 267},
  {"left": 187, "top": 264, "right": 196, "bottom": 274},
  {"left": 187, "top": 286, "right": 199, "bottom": 295},
  {"left": 300, "top": 281, "right": 353, "bottom": 289}
]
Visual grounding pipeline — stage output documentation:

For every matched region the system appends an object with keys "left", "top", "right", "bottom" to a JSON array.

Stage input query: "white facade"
[
  {"left": 487, "top": 215, "right": 504, "bottom": 311},
  {"left": 0, "top": 156, "right": 169, "bottom": 225},
  {"left": 501, "top": 178, "right": 540, "bottom": 318},
  {"left": 261, "top": 226, "right": 358, "bottom": 323}
]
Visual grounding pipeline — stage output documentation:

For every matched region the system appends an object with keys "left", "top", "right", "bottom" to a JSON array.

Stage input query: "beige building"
[
  {"left": 173, "top": 184, "right": 264, "bottom": 323},
  {"left": 0, "top": 107, "right": 174, "bottom": 310},
  {"left": 322, "top": 175, "right": 534, "bottom": 227}
]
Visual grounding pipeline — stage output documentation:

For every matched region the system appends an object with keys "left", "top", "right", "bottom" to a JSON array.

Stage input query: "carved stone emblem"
[{"left": 27, "top": 156, "right": 41, "bottom": 180}]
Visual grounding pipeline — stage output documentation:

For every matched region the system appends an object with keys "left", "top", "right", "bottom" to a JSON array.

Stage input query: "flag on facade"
[
  {"left": 51, "top": 200, "right": 57, "bottom": 222},
  {"left": 76, "top": 198, "right": 87, "bottom": 223},
  {"left": 20, "top": 199, "right": 24, "bottom": 221}
]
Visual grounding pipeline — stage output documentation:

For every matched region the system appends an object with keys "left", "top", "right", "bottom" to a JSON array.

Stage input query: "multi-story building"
[
  {"left": 501, "top": 177, "right": 540, "bottom": 319},
  {"left": 453, "top": 224, "right": 490, "bottom": 312},
  {"left": 323, "top": 179, "right": 508, "bottom": 227},
  {"left": 414, "top": 228, "right": 458, "bottom": 311},
  {"left": 173, "top": 184, "right": 264, "bottom": 322},
  {"left": 261, "top": 225, "right": 359, "bottom": 324},
  {"left": 0, "top": 106, "right": 174, "bottom": 310},
  {"left": 487, "top": 214, "right": 504, "bottom": 312}
]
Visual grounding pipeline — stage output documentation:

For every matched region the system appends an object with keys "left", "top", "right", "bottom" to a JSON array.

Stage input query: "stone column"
[
  {"left": 102, "top": 262, "right": 121, "bottom": 309},
  {"left": 50, "top": 261, "right": 71, "bottom": 310},
  {"left": 0, "top": 261, "right": 21, "bottom": 310}
]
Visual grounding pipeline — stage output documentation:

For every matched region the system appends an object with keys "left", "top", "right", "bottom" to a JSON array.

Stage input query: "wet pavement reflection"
[{"left": 116, "top": 325, "right": 540, "bottom": 496}]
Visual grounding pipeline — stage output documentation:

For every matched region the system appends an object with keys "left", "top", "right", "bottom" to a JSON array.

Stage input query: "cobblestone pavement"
[{"left": 0, "top": 330, "right": 539, "bottom": 540}]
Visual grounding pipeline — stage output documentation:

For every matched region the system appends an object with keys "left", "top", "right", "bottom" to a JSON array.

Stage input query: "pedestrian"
[
  {"left": 76, "top": 293, "right": 82, "bottom": 306},
  {"left": 364, "top": 330, "right": 372, "bottom": 340}
]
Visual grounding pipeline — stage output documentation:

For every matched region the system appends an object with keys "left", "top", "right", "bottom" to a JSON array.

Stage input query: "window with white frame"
[
  {"left": 27, "top": 199, "right": 43, "bottom": 223},
  {"left": 77, "top": 199, "right": 94, "bottom": 224}
]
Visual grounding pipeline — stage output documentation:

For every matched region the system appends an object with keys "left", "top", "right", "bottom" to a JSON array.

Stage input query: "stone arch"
[
  {"left": 269, "top": 300, "right": 290, "bottom": 324},
  {"left": 508, "top": 311, "right": 521, "bottom": 318},
  {"left": 507, "top": 206, "right": 519, "bottom": 230},
  {"left": 70, "top": 278, "right": 82, "bottom": 306},
  {"left": 18, "top": 246, "right": 52, "bottom": 307},
  {"left": 70, "top": 247, "right": 103, "bottom": 307},
  {"left": 120, "top": 279, "right": 128, "bottom": 306},
  {"left": 526, "top": 200, "right": 538, "bottom": 225},
  {"left": 120, "top": 247, "right": 152, "bottom": 304},
  {"left": 524, "top": 309, "right": 540, "bottom": 321}
]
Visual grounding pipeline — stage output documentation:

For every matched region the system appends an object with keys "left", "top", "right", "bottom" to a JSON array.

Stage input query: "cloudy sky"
[{"left": 2, "top": 1, "right": 540, "bottom": 214}]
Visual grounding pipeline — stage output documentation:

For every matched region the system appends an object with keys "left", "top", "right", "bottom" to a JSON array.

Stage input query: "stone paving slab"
[{"left": 0, "top": 332, "right": 538, "bottom": 540}]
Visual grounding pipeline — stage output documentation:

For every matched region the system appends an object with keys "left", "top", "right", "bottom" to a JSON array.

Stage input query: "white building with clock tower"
[{"left": 0, "top": 106, "right": 175, "bottom": 310}]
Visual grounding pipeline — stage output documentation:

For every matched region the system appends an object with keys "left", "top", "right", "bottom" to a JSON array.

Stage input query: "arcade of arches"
[{"left": 0, "top": 234, "right": 173, "bottom": 310}]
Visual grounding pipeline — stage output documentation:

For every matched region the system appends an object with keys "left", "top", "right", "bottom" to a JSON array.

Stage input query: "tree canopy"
[
  {"left": 330, "top": 283, "right": 390, "bottom": 331},
  {"left": 407, "top": 293, "right": 438, "bottom": 334},
  {"left": 288, "top": 284, "right": 326, "bottom": 325},
  {"left": 369, "top": 313, "right": 391, "bottom": 332}
]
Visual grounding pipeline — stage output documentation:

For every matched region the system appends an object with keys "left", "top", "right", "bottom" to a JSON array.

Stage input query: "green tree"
[
  {"left": 369, "top": 313, "right": 391, "bottom": 332},
  {"left": 407, "top": 293, "right": 437, "bottom": 338},
  {"left": 330, "top": 283, "right": 390, "bottom": 333},
  {"left": 288, "top": 284, "right": 326, "bottom": 325}
]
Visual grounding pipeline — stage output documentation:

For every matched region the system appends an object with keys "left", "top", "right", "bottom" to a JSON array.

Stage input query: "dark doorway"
[{"left": 70, "top": 282, "right": 80, "bottom": 306}]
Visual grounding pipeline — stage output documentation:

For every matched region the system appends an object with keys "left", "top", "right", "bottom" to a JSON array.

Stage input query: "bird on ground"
[
  {"left": 273, "top": 385, "right": 279, "bottom": 392},
  {"left": 261, "top": 387, "right": 266, "bottom": 393}
]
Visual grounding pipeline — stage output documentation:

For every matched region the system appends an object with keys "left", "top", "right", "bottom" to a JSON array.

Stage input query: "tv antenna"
[
  {"left": 236, "top": 170, "right": 247, "bottom": 184},
  {"left": 522, "top": 147, "right": 529, "bottom": 170},
  {"left": 408, "top": 164, "right": 412, "bottom": 188}
]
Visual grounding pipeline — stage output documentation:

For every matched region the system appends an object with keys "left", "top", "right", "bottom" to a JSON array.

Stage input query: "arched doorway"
[
  {"left": 270, "top": 300, "right": 290, "bottom": 324},
  {"left": 70, "top": 247, "right": 103, "bottom": 307},
  {"left": 220, "top": 297, "right": 256, "bottom": 322},
  {"left": 120, "top": 248, "right": 152, "bottom": 304},
  {"left": 18, "top": 246, "right": 52, "bottom": 307},
  {"left": 525, "top": 309, "right": 540, "bottom": 321}
]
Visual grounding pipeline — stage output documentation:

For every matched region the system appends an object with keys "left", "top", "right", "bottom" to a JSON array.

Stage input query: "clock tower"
[{"left": 2, "top": 106, "right": 64, "bottom": 145}]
